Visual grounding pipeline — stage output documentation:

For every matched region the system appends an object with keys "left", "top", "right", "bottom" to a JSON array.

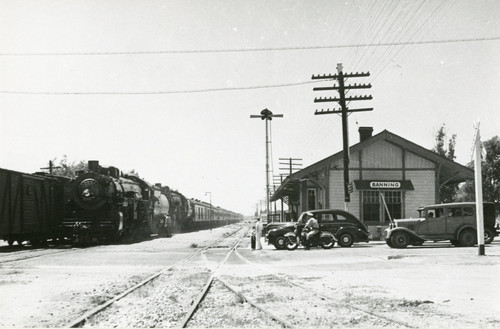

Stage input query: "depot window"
[{"left": 362, "top": 190, "right": 402, "bottom": 223}]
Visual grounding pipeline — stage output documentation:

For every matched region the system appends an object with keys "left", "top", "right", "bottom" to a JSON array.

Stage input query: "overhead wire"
[
  {"left": 350, "top": 0, "right": 394, "bottom": 68},
  {"left": 355, "top": 0, "right": 427, "bottom": 73},
  {"left": 0, "top": 35, "right": 497, "bottom": 58},
  {"left": 0, "top": 34, "right": 494, "bottom": 96},
  {"left": 352, "top": 0, "right": 402, "bottom": 71},
  {"left": 369, "top": 0, "right": 436, "bottom": 75},
  {"left": 0, "top": 79, "right": 332, "bottom": 95},
  {"left": 372, "top": 0, "right": 452, "bottom": 82}
]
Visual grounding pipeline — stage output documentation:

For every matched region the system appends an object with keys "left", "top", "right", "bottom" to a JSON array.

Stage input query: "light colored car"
[{"left": 384, "top": 202, "right": 497, "bottom": 248}]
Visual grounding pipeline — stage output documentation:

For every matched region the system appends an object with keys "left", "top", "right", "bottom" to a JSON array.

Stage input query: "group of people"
[{"left": 251, "top": 211, "right": 320, "bottom": 250}]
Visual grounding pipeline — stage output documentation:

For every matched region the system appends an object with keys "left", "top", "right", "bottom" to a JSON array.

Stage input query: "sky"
[{"left": 0, "top": 0, "right": 499, "bottom": 216}]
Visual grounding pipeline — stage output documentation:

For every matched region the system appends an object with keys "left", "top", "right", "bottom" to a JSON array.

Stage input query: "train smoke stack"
[{"left": 88, "top": 160, "right": 100, "bottom": 173}]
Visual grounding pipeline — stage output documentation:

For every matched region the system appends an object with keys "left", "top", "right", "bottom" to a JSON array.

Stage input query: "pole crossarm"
[
  {"left": 315, "top": 108, "right": 373, "bottom": 115},
  {"left": 313, "top": 83, "right": 371, "bottom": 91},
  {"left": 311, "top": 72, "right": 370, "bottom": 80},
  {"left": 311, "top": 63, "right": 373, "bottom": 205},
  {"left": 314, "top": 95, "right": 372, "bottom": 102}
]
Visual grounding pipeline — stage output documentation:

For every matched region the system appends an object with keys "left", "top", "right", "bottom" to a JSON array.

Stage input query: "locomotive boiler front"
[
  {"left": 62, "top": 160, "right": 146, "bottom": 244},
  {"left": 73, "top": 172, "right": 117, "bottom": 211}
]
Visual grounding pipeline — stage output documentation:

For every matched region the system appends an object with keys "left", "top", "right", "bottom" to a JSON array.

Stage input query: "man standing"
[{"left": 255, "top": 218, "right": 263, "bottom": 250}]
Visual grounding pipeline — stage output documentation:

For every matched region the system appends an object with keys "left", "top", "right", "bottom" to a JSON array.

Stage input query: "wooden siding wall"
[
  {"left": 328, "top": 170, "right": 360, "bottom": 211},
  {"left": 362, "top": 141, "right": 403, "bottom": 168},
  {"left": 404, "top": 171, "right": 435, "bottom": 218},
  {"left": 405, "top": 150, "right": 434, "bottom": 168},
  {"left": 327, "top": 139, "right": 437, "bottom": 220}
]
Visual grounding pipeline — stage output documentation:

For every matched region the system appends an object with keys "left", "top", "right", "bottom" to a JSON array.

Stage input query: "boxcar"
[{"left": 0, "top": 168, "right": 67, "bottom": 246}]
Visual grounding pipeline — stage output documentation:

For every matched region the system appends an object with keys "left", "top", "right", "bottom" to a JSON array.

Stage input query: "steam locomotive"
[{"left": 0, "top": 161, "right": 243, "bottom": 245}]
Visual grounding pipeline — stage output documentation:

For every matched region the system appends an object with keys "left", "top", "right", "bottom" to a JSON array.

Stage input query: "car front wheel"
[
  {"left": 273, "top": 235, "right": 286, "bottom": 250},
  {"left": 391, "top": 231, "right": 409, "bottom": 249}
]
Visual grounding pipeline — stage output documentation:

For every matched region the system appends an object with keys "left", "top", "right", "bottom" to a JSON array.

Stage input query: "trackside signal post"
[
  {"left": 312, "top": 63, "right": 373, "bottom": 211},
  {"left": 250, "top": 109, "right": 283, "bottom": 223}
]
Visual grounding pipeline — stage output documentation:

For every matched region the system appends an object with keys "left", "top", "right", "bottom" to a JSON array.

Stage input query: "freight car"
[
  {"left": 0, "top": 168, "right": 69, "bottom": 246},
  {"left": 60, "top": 161, "right": 170, "bottom": 244}
]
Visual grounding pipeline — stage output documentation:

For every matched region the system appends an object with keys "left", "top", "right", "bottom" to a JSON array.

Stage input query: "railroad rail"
[
  {"left": 178, "top": 229, "right": 293, "bottom": 329},
  {"left": 231, "top": 248, "right": 417, "bottom": 328},
  {"left": 67, "top": 225, "right": 247, "bottom": 328},
  {"left": 0, "top": 246, "right": 86, "bottom": 264}
]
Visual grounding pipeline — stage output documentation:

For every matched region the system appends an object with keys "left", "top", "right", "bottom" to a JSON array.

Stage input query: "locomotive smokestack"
[{"left": 88, "top": 160, "right": 100, "bottom": 173}]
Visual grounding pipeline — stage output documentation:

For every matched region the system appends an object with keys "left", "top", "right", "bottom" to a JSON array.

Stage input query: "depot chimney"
[{"left": 359, "top": 127, "right": 373, "bottom": 142}]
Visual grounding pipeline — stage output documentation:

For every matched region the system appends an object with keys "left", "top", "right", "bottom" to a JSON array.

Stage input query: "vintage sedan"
[
  {"left": 265, "top": 209, "right": 370, "bottom": 249},
  {"left": 384, "top": 202, "right": 498, "bottom": 248}
]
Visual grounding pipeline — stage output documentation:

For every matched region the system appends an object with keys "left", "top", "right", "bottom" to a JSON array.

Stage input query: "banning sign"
[{"left": 369, "top": 181, "right": 401, "bottom": 189}]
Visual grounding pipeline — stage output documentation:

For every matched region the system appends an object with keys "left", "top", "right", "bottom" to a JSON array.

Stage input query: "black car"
[{"left": 266, "top": 209, "right": 370, "bottom": 249}]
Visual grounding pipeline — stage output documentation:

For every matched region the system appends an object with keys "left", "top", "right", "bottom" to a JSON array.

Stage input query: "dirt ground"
[{"left": 1, "top": 224, "right": 499, "bottom": 328}]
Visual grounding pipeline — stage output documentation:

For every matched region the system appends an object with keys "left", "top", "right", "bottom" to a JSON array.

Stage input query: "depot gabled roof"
[{"left": 271, "top": 129, "right": 474, "bottom": 201}]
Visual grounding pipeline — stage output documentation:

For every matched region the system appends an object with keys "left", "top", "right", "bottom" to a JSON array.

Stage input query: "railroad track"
[
  {"left": 67, "top": 224, "right": 253, "bottom": 328},
  {"left": 0, "top": 246, "right": 81, "bottom": 264},
  {"left": 223, "top": 248, "right": 419, "bottom": 328},
  {"left": 66, "top": 223, "right": 420, "bottom": 328}
]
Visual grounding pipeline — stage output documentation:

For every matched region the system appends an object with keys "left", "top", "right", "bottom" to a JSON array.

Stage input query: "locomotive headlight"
[{"left": 78, "top": 178, "right": 100, "bottom": 202}]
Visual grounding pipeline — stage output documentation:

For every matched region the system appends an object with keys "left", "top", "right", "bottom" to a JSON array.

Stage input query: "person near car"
[
  {"left": 304, "top": 212, "right": 320, "bottom": 248},
  {"left": 254, "top": 218, "right": 263, "bottom": 250}
]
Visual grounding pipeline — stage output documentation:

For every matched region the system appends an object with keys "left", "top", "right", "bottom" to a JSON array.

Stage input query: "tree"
[
  {"left": 46, "top": 155, "right": 87, "bottom": 178},
  {"left": 432, "top": 124, "right": 458, "bottom": 202},
  {"left": 456, "top": 136, "right": 500, "bottom": 210}
]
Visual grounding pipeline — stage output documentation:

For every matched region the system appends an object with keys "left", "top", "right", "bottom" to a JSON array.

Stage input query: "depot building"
[{"left": 271, "top": 127, "right": 474, "bottom": 234}]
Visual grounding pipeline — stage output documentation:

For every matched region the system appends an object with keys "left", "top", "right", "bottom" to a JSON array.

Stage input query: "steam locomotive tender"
[{"left": 61, "top": 161, "right": 170, "bottom": 244}]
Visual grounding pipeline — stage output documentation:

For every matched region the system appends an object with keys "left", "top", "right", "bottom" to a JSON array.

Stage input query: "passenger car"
[
  {"left": 384, "top": 202, "right": 498, "bottom": 248},
  {"left": 265, "top": 209, "right": 370, "bottom": 249}
]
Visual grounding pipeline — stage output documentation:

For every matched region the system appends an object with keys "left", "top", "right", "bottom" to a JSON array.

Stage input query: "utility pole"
[
  {"left": 40, "top": 160, "right": 61, "bottom": 174},
  {"left": 312, "top": 63, "right": 373, "bottom": 211},
  {"left": 273, "top": 174, "right": 286, "bottom": 221},
  {"left": 250, "top": 109, "right": 283, "bottom": 224},
  {"left": 278, "top": 157, "right": 302, "bottom": 221},
  {"left": 279, "top": 157, "right": 303, "bottom": 177}
]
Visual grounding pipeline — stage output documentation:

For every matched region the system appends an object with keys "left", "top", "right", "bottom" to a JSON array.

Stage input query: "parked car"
[
  {"left": 265, "top": 209, "right": 370, "bottom": 249},
  {"left": 384, "top": 202, "right": 498, "bottom": 248}
]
